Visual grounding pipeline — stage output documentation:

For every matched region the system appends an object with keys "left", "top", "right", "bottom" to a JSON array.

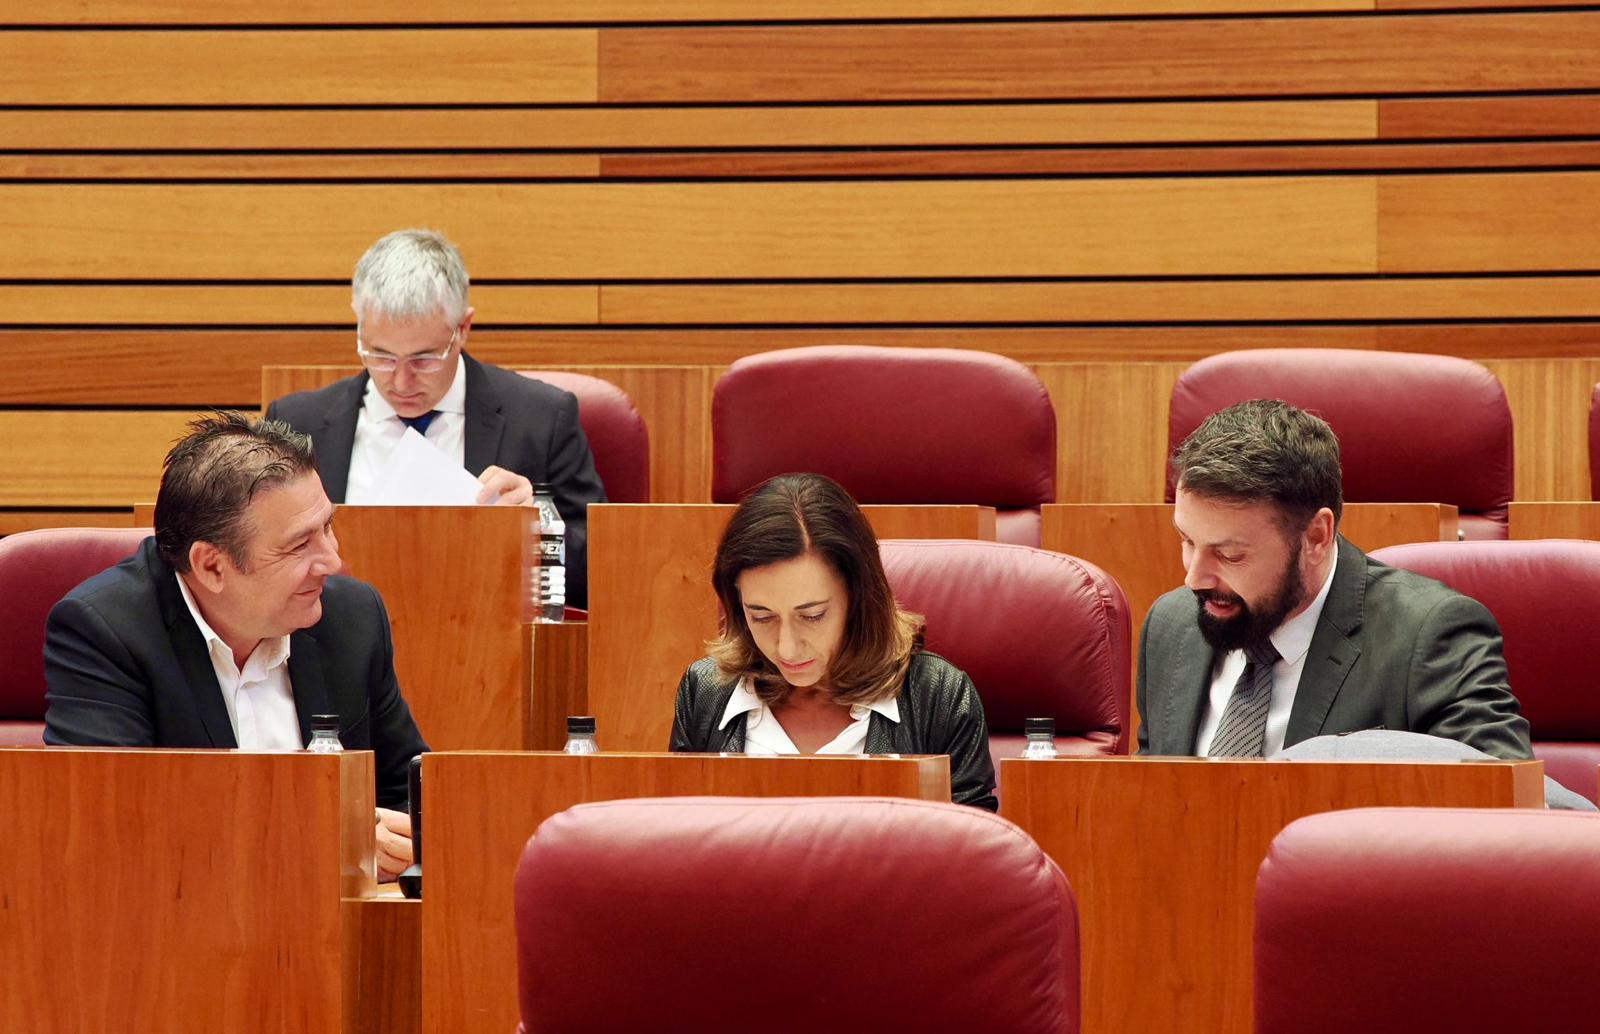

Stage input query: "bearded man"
[{"left": 1136, "top": 399, "right": 1531, "bottom": 759}]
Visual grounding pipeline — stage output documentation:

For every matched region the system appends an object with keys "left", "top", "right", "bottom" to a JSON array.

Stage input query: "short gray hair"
[{"left": 351, "top": 229, "right": 470, "bottom": 327}]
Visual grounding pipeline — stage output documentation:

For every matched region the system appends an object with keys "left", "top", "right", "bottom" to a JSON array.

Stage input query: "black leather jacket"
[{"left": 669, "top": 651, "right": 998, "bottom": 812}]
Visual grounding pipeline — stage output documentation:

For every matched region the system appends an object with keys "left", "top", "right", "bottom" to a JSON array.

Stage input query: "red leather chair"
[
  {"left": 712, "top": 346, "right": 1056, "bottom": 546},
  {"left": 514, "top": 796, "right": 1079, "bottom": 1034},
  {"left": 880, "top": 540, "right": 1130, "bottom": 783},
  {"left": 1256, "top": 808, "right": 1600, "bottom": 1034},
  {"left": 0, "top": 527, "right": 148, "bottom": 744},
  {"left": 1370, "top": 539, "right": 1600, "bottom": 803},
  {"left": 519, "top": 371, "right": 650, "bottom": 503},
  {"left": 1168, "top": 349, "right": 1513, "bottom": 540},
  {"left": 1589, "top": 382, "right": 1600, "bottom": 501}
]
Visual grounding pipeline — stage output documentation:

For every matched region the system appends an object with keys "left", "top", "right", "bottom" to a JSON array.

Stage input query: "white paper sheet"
[{"left": 354, "top": 427, "right": 484, "bottom": 506}]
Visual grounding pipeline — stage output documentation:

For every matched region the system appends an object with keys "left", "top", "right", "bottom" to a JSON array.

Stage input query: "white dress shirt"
[
  {"left": 175, "top": 575, "right": 302, "bottom": 750},
  {"left": 345, "top": 357, "right": 469, "bottom": 504},
  {"left": 719, "top": 678, "right": 900, "bottom": 755},
  {"left": 1194, "top": 561, "right": 1338, "bottom": 757}
]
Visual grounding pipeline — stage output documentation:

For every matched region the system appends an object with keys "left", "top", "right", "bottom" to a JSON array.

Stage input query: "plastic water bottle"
[
  {"left": 1022, "top": 717, "right": 1058, "bottom": 759},
  {"left": 306, "top": 714, "right": 343, "bottom": 753},
  {"left": 563, "top": 716, "right": 598, "bottom": 755},
  {"left": 533, "top": 483, "right": 566, "bottom": 623}
]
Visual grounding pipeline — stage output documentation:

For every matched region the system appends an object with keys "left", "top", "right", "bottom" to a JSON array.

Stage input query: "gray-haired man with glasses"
[{"left": 267, "top": 229, "right": 606, "bottom": 607}]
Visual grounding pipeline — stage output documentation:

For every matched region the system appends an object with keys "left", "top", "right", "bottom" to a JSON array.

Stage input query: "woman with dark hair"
[{"left": 669, "top": 473, "right": 997, "bottom": 811}]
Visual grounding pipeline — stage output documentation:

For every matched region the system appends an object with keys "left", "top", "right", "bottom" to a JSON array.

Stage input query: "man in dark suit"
[
  {"left": 265, "top": 228, "right": 605, "bottom": 608},
  {"left": 45, "top": 412, "right": 428, "bottom": 879},
  {"left": 1137, "top": 399, "right": 1531, "bottom": 760}
]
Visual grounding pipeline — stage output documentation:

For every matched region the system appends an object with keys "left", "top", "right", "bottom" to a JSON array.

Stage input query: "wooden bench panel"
[
  {"left": 0, "top": 30, "right": 597, "bottom": 104},
  {"left": 599, "top": 13, "right": 1600, "bottom": 102},
  {"left": 0, "top": 179, "right": 1378, "bottom": 280}
]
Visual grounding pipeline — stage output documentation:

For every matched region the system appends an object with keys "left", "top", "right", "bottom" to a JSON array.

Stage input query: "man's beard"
[{"left": 1194, "top": 539, "right": 1306, "bottom": 652}]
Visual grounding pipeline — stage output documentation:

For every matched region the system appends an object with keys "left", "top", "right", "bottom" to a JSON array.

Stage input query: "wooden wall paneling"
[
  {"left": 602, "top": 277, "right": 1600, "bottom": 326},
  {"left": 1480, "top": 358, "right": 1600, "bottom": 503},
  {"left": 1376, "top": 324, "right": 1600, "bottom": 360},
  {"left": 422, "top": 751, "right": 949, "bottom": 1034},
  {"left": 1379, "top": 95, "right": 1600, "bottom": 139},
  {"left": 16, "top": 1, "right": 1376, "bottom": 25},
  {"left": 598, "top": 14, "right": 1600, "bottom": 102},
  {"left": 0, "top": 100, "right": 1377, "bottom": 150},
  {"left": 0, "top": 30, "right": 598, "bottom": 104},
  {"left": 0, "top": 154, "right": 603, "bottom": 181},
  {"left": 0, "top": 411, "right": 200, "bottom": 507},
  {"left": 0, "top": 179, "right": 1379, "bottom": 280},
  {"left": 1509, "top": 502, "right": 1600, "bottom": 539},
  {"left": 0, "top": 512, "right": 136, "bottom": 535},
  {"left": 1033, "top": 362, "right": 1191, "bottom": 504},
  {"left": 1379, "top": 172, "right": 1600, "bottom": 273}
]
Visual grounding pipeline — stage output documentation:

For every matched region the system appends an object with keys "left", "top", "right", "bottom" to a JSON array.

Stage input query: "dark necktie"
[
  {"left": 401, "top": 411, "right": 439, "bottom": 436},
  {"left": 1208, "top": 640, "right": 1281, "bottom": 758}
]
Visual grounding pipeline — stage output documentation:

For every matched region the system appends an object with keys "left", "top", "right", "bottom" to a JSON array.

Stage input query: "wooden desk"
[
  {"left": 587, "top": 502, "right": 998, "bottom": 752},
  {"left": 0, "top": 747, "right": 377, "bottom": 1034},
  {"left": 1042, "top": 502, "right": 1460, "bottom": 744},
  {"left": 1509, "top": 501, "right": 1600, "bottom": 540},
  {"left": 1000, "top": 756, "right": 1543, "bottom": 1034},
  {"left": 421, "top": 750, "right": 950, "bottom": 1034}
]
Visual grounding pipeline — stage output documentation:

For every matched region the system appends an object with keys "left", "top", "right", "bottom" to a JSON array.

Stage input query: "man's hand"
[
  {"left": 375, "top": 807, "right": 414, "bottom": 882},
  {"left": 476, "top": 465, "right": 534, "bottom": 507}
]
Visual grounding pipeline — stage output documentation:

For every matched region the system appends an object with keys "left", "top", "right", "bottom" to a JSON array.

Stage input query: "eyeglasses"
[{"left": 356, "top": 325, "right": 460, "bottom": 374}]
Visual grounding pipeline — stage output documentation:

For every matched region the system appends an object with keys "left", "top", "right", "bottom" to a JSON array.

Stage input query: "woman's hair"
[{"left": 708, "top": 473, "right": 922, "bottom": 706}]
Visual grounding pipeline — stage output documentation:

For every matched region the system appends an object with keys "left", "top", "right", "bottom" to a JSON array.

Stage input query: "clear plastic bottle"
[
  {"left": 533, "top": 483, "right": 566, "bottom": 623},
  {"left": 1022, "top": 717, "right": 1058, "bottom": 759},
  {"left": 306, "top": 714, "right": 343, "bottom": 753},
  {"left": 563, "top": 716, "right": 598, "bottom": 755}
]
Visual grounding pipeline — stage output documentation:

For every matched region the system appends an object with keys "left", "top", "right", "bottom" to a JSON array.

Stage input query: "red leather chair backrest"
[
  {"left": 0, "top": 528, "right": 149, "bottom": 721},
  {"left": 1589, "top": 383, "right": 1600, "bottom": 501},
  {"left": 1370, "top": 539, "right": 1600, "bottom": 802},
  {"left": 519, "top": 371, "right": 650, "bottom": 503},
  {"left": 880, "top": 540, "right": 1129, "bottom": 761},
  {"left": 515, "top": 796, "right": 1079, "bottom": 1034},
  {"left": 1168, "top": 349, "right": 1513, "bottom": 539},
  {"left": 712, "top": 346, "right": 1056, "bottom": 545},
  {"left": 1256, "top": 807, "right": 1600, "bottom": 1034}
]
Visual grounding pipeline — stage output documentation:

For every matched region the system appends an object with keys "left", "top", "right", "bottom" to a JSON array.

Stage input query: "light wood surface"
[
  {"left": 0, "top": 747, "right": 376, "bottom": 1034},
  {"left": 421, "top": 750, "right": 950, "bottom": 1034},
  {"left": 0, "top": 410, "right": 199, "bottom": 507},
  {"left": 1380, "top": 172, "right": 1600, "bottom": 272},
  {"left": 1036, "top": 362, "right": 1187, "bottom": 504},
  {"left": 1482, "top": 358, "right": 1600, "bottom": 503},
  {"left": 586, "top": 503, "right": 999, "bottom": 752},
  {"left": 342, "top": 895, "right": 421, "bottom": 1034},
  {"left": 0, "top": 29, "right": 597, "bottom": 104},
  {"left": 1509, "top": 502, "right": 1600, "bottom": 540},
  {"left": 529, "top": 622, "right": 590, "bottom": 752},
  {"left": 0, "top": 511, "right": 136, "bottom": 535},
  {"left": 1000, "top": 755, "right": 1544, "bottom": 1034}
]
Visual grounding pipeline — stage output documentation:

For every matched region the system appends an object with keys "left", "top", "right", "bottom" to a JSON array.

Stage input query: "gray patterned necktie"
[{"left": 1208, "top": 640, "right": 1282, "bottom": 758}]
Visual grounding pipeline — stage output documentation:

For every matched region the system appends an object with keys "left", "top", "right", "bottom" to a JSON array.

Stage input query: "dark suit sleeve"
[
  {"left": 669, "top": 666, "right": 698, "bottom": 752},
  {"left": 43, "top": 595, "right": 158, "bottom": 746},
  {"left": 1407, "top": 593, "right": 1533, "bottom": 761},
  {"left": 543, "top": 391, "right": 606, "bottom": 611},
  {"left": 1135, "top": 610, "right": 1154, "bottom": 755},
  {"left": 362, "top": 584, "right": 429, "bottom": 809},
  {"left": 939, "top": 669, "right": 999, "bottom": 813}
]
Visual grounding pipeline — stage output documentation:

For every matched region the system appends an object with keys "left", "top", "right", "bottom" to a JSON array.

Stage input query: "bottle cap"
[
  {"left": 1024, "top": 717, "right": 1056, "bottom": 736},
  {"left": 567, "top": 715, "right": 596, "bottom": 735},
  {"left": 311, "top": 714, "right": 340, "bottom": 733},
  {"left": 532, "top": 482, "right": 553, "bottom": 493}
]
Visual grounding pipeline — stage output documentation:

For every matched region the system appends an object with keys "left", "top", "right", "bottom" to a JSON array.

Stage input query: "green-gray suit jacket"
[{"left": 1137, "top": 537, "right": 1533, "bottom": 759}]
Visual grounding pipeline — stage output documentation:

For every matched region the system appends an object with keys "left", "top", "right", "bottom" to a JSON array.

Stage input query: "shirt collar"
[
  {"left": 1268, "top": 556, "right": 1338, "bottom": 666},
  {"left": 718, "top": 677, "right": 900, "bottom": 729},
  {"left": 360, "top": 351, "right": 467, "bottom": 422},
  {"left": 175, "top": 573, "right": 292, "bottom": 675}
]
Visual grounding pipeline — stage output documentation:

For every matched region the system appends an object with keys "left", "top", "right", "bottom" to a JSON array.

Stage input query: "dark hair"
[
  {"left": 154, "top": 411, "right": 317, "bottom": 573},
  {"left": 1171, "top": 398, "right": 1343, "bottom": 533},
  {"left": 708, "top": 473, "right": 921, "bottom": 706}
]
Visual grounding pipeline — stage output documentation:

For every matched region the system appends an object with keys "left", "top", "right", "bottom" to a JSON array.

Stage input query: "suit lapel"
[
  {"left": 286, "top": 629, "right": 331, "bottom": 746},
  {"left": 1284, "top": 537, "right": 1366, "bottom": 746},
  {"left": 1162, "top": 612, "right": 1216, "bottom": 755},
  {"left": 461, "top": 353, "right": 506, "bottom": 476},
  {"left": 311, "top": 375, "right": 365, "bottom": 504},
  {"left": 152, "top": 548, "right": 238, "bottom": 748}
]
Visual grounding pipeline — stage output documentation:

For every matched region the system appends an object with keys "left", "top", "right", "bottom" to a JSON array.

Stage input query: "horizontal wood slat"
[
  {"left": 0, "top": 411, "right": 201, "bottom": 507},
  {"left": 1378, "top": 96, "right": 1600, "bottom": 139},
  {"left": 0, "top": 102, "right": 1378, "bottom": 151},
  {"left": 0, "top": 30, "right": 597, "bottom": 105},
  {"left": 1378, "top": 172, "right": 1600, "bottom": 272},
  {"left": 0, "top": 155, "right": 604, "bottom": 180},
  {"left": 0, "top": 179, "right": 1378, "bottom": 279},
  {"left": 7, "top": 276, "right": 1595, "bottom": 328},
  {"left": 599, "top": 13, "right": 1600, "bottom": 102},
  {"left": 0, "top": 512, "right": 138, "bottom": 536}
]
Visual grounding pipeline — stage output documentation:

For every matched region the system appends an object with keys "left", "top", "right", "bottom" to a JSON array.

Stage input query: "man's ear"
[
  {"left": 1303, "top": 507, "right": 1338, "bottom": 565},
  {"left": 186, "top": 540, "right": 230, "bottom": 594}
]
